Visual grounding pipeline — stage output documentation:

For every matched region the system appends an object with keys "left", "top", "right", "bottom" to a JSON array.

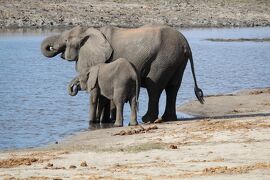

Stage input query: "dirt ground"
[
  {"left": 1, "top": 0, "right": 270, "bottom": 29},
  {"left": 0, "top": 88, "right": 270, "bottom": 179}
]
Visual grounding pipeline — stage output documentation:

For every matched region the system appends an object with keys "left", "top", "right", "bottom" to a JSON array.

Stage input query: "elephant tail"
[{"left": 185, "top": 47, "right": 205, "bottom": 104}]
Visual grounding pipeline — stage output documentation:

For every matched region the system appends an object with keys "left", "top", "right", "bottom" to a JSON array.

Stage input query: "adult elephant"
[{"left": 41, "top": 24, "right": 204, "bottom": 123}]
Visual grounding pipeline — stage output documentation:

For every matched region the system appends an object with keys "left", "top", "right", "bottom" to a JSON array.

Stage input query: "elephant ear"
[
  {"left": 88, "top": 65, "right": 100, "bottom": 91},
  {"left": 78, "top": 28, "right": 113, "bottom": 65}
]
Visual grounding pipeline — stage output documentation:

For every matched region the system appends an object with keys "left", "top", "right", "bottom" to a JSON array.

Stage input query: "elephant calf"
[{"left": 76, "top": 58, "right": 140, "bottom": 127}]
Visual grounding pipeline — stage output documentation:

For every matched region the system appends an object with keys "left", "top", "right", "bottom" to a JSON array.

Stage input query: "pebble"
[
  {"left": 47, "top": 163, "right": 53, "bottom": 167},
  {"left": 169, "top": 144, "right": 178, "bottom": 149},
  {"left": 69, "top": 165, "right": 77, "bottom": 169},
  {"left": 80, "top": 161, "right": 88, "bottom": 167}
]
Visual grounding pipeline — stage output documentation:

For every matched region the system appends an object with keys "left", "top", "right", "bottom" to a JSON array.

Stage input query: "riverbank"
[
  {"left": 178, "top": 88, "right": 270, "bottom": 117},
  {"left": 0, "top": 88, "right": 269, "bottom": 179},
  {"left": 1, "top": 0, "right": 270, "bottom": 29}
]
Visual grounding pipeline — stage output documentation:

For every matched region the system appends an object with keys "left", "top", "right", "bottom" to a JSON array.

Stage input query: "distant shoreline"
[
  {"left": 1, "top": 0, "right": 270, "bottom": 29},
  {"left": 0, "top": 26, "right": 269, "bottom": 36}
]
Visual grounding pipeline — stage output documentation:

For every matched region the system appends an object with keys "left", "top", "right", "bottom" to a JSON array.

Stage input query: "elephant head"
[
  {"left": 40, "top": 26, "right": 85, "bottom": 59},
  {"left": 67, "top": 65, "right": 100, "bottom": 96},
  {"left": 64, "top": 28, "right": 113, "bottom": 64},
  {"left": 41, "top": 26, "right": 113, "bottom": 70}
]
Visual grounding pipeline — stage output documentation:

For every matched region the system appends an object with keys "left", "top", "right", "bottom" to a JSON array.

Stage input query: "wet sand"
[{"left": 0, "top": 88, "right": 270, "bottom": 179}]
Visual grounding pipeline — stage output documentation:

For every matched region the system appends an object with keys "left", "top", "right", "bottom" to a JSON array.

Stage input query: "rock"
[
  {"left": 131, "top": 129, "right": 136, "bottom": 134},
  {"left": 69, "top": 165, "right": 77, "bottom": 169},
  {"left": 138, "top": 125, "right": 145, "bottom": 131},
  {"left": 80, "top": 161, "right": 88, "bottom": 167},
  {"left": 135, "top": 129, "right": 142, "bottom": 133},
  {"left": 150, "top": 125, "right": 158, "bottom": 129},
  {"left": 25, "top": 162, "right": 31, "bottom": 166},
  {"left": 113, "top": 124, "right": 158, "bottom": 136},
  {"left": 119, "top": 130, "right": 126, "bottom": 136},
  {"left": 126, "top": 130, "right": 132, "bottom": 135},
  {"left": 169, "top": 144, "right": 178, "bottom": 149},
  {"left": 47, "top": 163, "right": 53, "bottom": 167}
]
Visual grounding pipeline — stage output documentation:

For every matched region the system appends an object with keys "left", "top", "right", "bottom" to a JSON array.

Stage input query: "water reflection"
[{"left": 88, "top": 123, "right": 115, "bottom": 130}]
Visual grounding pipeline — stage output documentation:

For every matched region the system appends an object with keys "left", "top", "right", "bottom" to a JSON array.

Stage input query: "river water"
[{"left": 0, "top": 27, "right": 269, "bottom": 150}]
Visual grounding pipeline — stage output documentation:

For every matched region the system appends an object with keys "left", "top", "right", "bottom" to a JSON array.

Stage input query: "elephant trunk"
[
  {"left": 68, "top": 78, "right": 81, "bottom": 96},
  {"left": 41, "top": 35, "right": 64, "bottom": 58}
]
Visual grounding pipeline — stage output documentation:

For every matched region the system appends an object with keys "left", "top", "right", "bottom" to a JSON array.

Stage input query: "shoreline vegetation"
[
  {"left": 0, "top": 88, "right": 270, "bottom": 179},
  {"left": 1, "top": 0, "right": 270, "bottom": 29}
]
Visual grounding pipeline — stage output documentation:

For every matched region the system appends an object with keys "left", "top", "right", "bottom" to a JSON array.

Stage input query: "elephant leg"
[
  {"left": 99, "top": 96, "right": 111, "bottom": 123},
  {"left": 89, "top": 89, "right": 99, "bottom": 124},
  {"left": 129, "top": 96, "right": 138, "bottom": 126},
  {"left": 161, "top": 85, "right": 179, "bottom": 121},
  {"left": 142, "top": 82, "right": 162, "bottom": 123},
  {"left": 110, "top": 101, "right": 116, "bottom": 122},
  {"left": 96, "top": 98, "right": 103, "bottom": 122},
  {"left": 162, "top": 61, "right": 187, "bottom": 121},
  {"left": 114, "top": 101, "right": 124, "bottom": 127}
]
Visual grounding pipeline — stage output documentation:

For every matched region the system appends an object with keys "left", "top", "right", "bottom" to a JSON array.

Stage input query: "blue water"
[{"left": 0, "top": 27, "right": 269, "bottom": 150}]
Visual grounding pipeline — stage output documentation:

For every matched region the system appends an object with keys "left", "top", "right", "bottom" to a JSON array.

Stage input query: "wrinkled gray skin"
[
  {"left": 42, "top": 27, "right": 114, "bottom": 123},
  {"left": 41, "top": 24, "right": 204, "bottom": 123},
  {"left": 75, "top": 58, "right": 139, "bottom": 127},
  {"left": 68, "top": 76, "right": 116, "bottom": 123}
]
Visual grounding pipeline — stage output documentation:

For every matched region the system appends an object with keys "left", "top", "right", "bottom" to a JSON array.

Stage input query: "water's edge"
[{"left": 1, "top": 27, "right": 269, "bottom": 150}]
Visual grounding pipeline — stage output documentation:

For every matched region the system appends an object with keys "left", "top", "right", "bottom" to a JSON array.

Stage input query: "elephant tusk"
[
  {"left": 49, "top": 46, "right": 55, "bottom": 51},
  {"left": 69, "top": 84, "right": 78, "bottom": 96},
  {"left": 68, "top": 80, "right": 81, "bottom": 96}
]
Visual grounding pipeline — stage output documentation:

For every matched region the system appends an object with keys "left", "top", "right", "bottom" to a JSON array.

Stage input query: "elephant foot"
[
  {"left": 129, "top": 121, "right": 138, "bottom": 126},
  {"left": 101, "top": 118, "right": 112, "bottom": 123},
  {"left": 110, "top": 118, "right": 116, "bottom": 124},
  {"left": 114, "top": 120, "right": 123, "bottom": 127},
  {"left": 142, "top": 113, "right": 158, "bottom": 123},
  {"left": 161, "top": 113, "right": 177, "bottom": 122},
  {"left": 89, "top": 120, "right": 100, "bottom": 125}
]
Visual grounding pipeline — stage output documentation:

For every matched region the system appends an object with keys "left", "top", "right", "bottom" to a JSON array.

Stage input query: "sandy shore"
[
  {"left": 178, "top": 88, "right": 270, "bottom": 117},
  {"left": 1, "top": 0, "right": 270, "bottom": 29},
  {"left": 0, "top": 88, "right": 270, "bottom": 179}
]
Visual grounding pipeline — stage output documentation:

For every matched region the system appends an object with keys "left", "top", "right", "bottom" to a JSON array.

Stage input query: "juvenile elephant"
[
  {"left": 75, "top": 58, "right": 140, "bottom": 127},
  {"left": 41, "top": 24, "right": 204, "bottom": 123},
  {"left": 68, "top": 77, "right": 113, "bottom": 123}
]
